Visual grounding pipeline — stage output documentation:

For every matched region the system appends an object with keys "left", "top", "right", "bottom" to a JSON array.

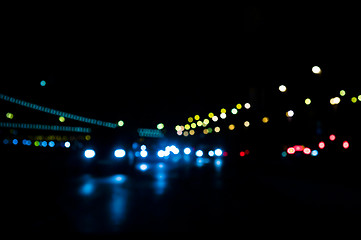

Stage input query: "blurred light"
[
  {"left": 340, "top": 90, "right": 346, "bottom": 96},
  {"left": 223, "top": 151, "right": 228, "bottom": 157},
  {"left": 41, "top": 141, "right": 47, "bottom": 147},
  {"left": 220, "top": 113, "right": 226, "bottom": 119},
  {"left": 40, "top": 80, "right": 46, "bottom": 86},
  {"left": 170, "top": 145, "right": 180, "bottom": 154},
  {"left": 140, "top": 150, "right": 148, "bottom": 158},
  {"left": 203, "top": 129, "right": 208, "bottom": 134},
  {"left": 157, "top": 123, "right": 164, "bottom": 130},
  {"left": 303, "top": 147, "right": 311, "bottom": 155},
  {"left": 184, "top": 147, "right": 191, "bottom": 155},
  {"left": 85, "top": 135, "right": 91, "bottom": 141},
  {"left": 34, "top": 141, "right": 40, "bottom": 147},
  {"left": 194, "top": 115, "right": 200, "bottom": 120},
  {"left": 191, "top": 123, "right": 196, "bottom": 129},
  {"left": 49, "top": 141, "right": 55, "bottom": 147},
  {"left": 118, "top": 120, "right": 124, "bottom": 127},
  {"left": 244, "top": 103, "right": 251, "bottom": 109},
  {"left": 312, "top": 66, "right": 321, "bottom": 74},
  {"left": 215, "top": 149, "right": 223, "bottom": 157},
  {"left": 84, "top": 149, "right": 96, "bottom": 159},
  {"left": 281, "top": 151, "right": 287, "bottom": 157},
  {"left": 287, "top": 147, "right": 295, "bottom": 154},
  {"left": 358, "top": 95, "right": 361, "bottom": 101},
  {"left": 240, "top": 151, "right": 245, "bottom": 157},
  {"left": 311, "top": 150, "right": 319, "bottom": 156},
  {"left": 207, "top": 127, "right": 213, "bottom": 133},
  {"left": 158, "top": 163, "right": 164, "bottom": 168},
  {"left": 185, "top": 124, "right": 190, "bottom": 130},
  {"left": 262, "top": 117, "right": 269, "bottom": 123},
  {"left": 113, "top": 174, "right": 126, "bottom": 183},
  {"left": 208, "top": 112, "right": 214, "bottom": 118},
  {"left": 59, "top": 116, "right": 65, "bottom": 122},
  {"left": 79, "top": 182, "right": 94, "bottom": 196},
  {"left": 305, "top": 98, "right": 311, "bottom": 105},
  {"left": 245, "top": 150, "right": 250, "bottom": 155},
  {"left": 215, "top": 159, "right": 222, "bottom": 167},
  {"left": 197, "top": 120, "right": 203, "bottom": 127},
  {"left": 188, "top": 117, "right": 193, "bottom": 123},
  {"left": 236, "top": 103, "right": 242, "bottom": 109},
  {"left": 229, "top": 124, "right": 235, "bottom": 130},
  {"left": 139, "top": 164, "right": 148, "bottom": 171},
  {"left": 231, "top": 108, "right": 238, "bottom": 114},
  {"left": 65, "top": 141, "right": 71, "bottom": 148},
  {"left": 333, "top": 97, "right": 341, "bottom": 105},
  {"left": 12, "top": 139, "right": 18, "bottom": 145},
  {"left": 189, "top": 129, "right": 195, "bottom": 135},
  {"left": 318, "top": 141, "right": 325, "bottom": 149},
  {"left": 208, "top": 150, "right": 215, "bottom": 157},
  {"left": 3, "top": 139, "right": 9, "bottom": 144},
  {"left": 183, "top": 131, "right": 189, "bottom": 136},
  {"left": 244, "top": 121, "right": 250, "bottom": 127},
  {"left": 157, "top": 150, "right": 165, "bottom": 158},
  {"left": 221, "top": 108, "right": 226, "bottom": 113},
  {"left": 214, "top": 126, "right": 220, "bottom": 132},
  {"left": 279, "top": 85, "right": 287, "bottom": 92},
  {"left": 195, "top": 150, "right": 203, "bottom": 157},
  {"left": 203, "top": 119, "right": 209, "bottom": 125},
  {"left": 286, "top": 110, "right": 294, "bottom": 118},
  {"left": 114, "top": 149, "right": 126, "bottom": 158},
  {"left": 140, "top": 144, "right": 147, "bottom": 151},
  {"left": 351, "top": 97, "right": 357, "bottom": 103},
  {"left": 212, "top": 116, "right": 218, "bottom": 122},
  {"left": 329, "top": 134, "right": 336, "bottom": 141},
  {"left": 343, "top": 141, "right": 350, "bottom": 149},
  {"left": 6, "top": 112, "right": 14, "bottom": 119},
  {"left": 294, "top": 145, "right": 304, "bottom": 151}
]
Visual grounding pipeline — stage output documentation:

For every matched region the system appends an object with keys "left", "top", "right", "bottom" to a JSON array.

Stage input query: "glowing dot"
[
  {"left": 244, "top": 121, "right": 250, "bottom": 127},
  {"left": 208, "top": 112, "right": 214, "bottom": 118},
  {"left": 214, "top": 126, "right": 220, "bottom": 133},
  {"left": 312, "top": 66, "right": 321, "bottom": 74},
  {"left": 195, "top": 150, "right": 203, "bottom": 157},
  {"left": 140, "top": 150, "right": 148, "bottom": 158},
  {"left": 203, "top": 119, "right": 209, "bottom": 125},
  {"left": 330, "top": 97, "right": 340, "bottom": 105},
  {"left": 343, "top": 141, "right": 349, "bottom": 149},
  {"left": 59, "top": 116, "right": 65, "bottom": 122},
  {"left": 183, "top": 131, "right": 189, "bottom": 136},
  {"left": 114, "top": 149, "right": 126, "bottom": 158},
  {"left": 194, "top": 115, "right": 200, "bottom": 120},
  {"left": 351, "top": 97, "right": 357, "bottom": 103},
  {"left": 279, "top": 85, "right": 287, "bottom": 92},
  {"left": 208, "top": 150, "right": 214, "bottom": 157},
  {"left": 215, "top": 149, "right": 222, "bottom": 157},
  {"left": 236, "top": 104, "right": 242, "bottom": 109},
  {"left": 229, "top": 124, "right": 235, "bottom": 130},
  {"left": 184, "top": 147, "right": 191, "bottom": 155},
  {"left": 240, "top": 151, "right": 245, "bottom": 157},
  {"left": 139, "top": 164, "right": 148, "bottom": 171},
  {"left": 286, "top": 110, "right": 294, "bottom": 117},
  {"left": 212, "top": 116, "right": 218, "bottom": 122},
  {"left": 305, "top": 98, "right": 311, "bottom": 105},
  {"left": 6, "top": 112, "right": 14, "bottom": 119},
  {"left": 220, "top": 113, "right": 226, "bottom": 119},
  {"left": 340, "top": 90, "right": 346, "bottom": 96},
  {"left": 64, "top": 141, "right": 71, "bottom": 148},
  {"left": 329, "top": 134, "right": 336, "bottom": 141},
  {"left": 189, "top": 129, "right": 195, "bottom": 135},
  {"left": 185, "top": 124, "right": 190, "bottom": 130},
  {"left": 287, "top": 147, "right": 295, "bottom": 154},
  {"left": 157, "top": 123, "right": 164, "bottom": 130},
  {"left": 175, "top": 125, "right": 181, "bottom": 131},
  {"left": 318, "top": 141, "right": 325, "bottom": 149},
  {"left": 203, "top": 129, "right": 208, "bottom": 134},
  {"left": 188, "top": 117, "right": 193, "bottom": 123},
  {"left": 220, "top": 108, "right": 226, "bottom": 113},
  {"left": 231, "top": 108, "right": 238, "bottom": 114},
  {"left": 84, "top": 149, "right": 96, "bottom": 159},
  {"left": 85, "top": 135, "right": 91, "bottom": 141},
  {"left": 40, "top": 80, "right": 46, "bottom": 86},
  {"left": 303, "top": 147, "right": 311, "bottom": 155},
  {"left": 34, "top": 141, "right": 40, "bottom": 147},
  {"left": 358, "top": 95, "right": 361, "bottom": 101},
  {"left": 191, "top": 123, "right": 196, "bottom": 129},
  {"left": 311, "top": 150, "right": 318, "bottom": 156},
  {"left": 197, "top": 120, "right": 203, "bottom": 127},
  {"left": 118, "top": 120, "right": 124, "bottom": 127},
  {"left": 262, "top": 117, "right": 269, "bottom": 123},
  {"left": 244, "top": 103, "right": 251, "bottom": 109}
]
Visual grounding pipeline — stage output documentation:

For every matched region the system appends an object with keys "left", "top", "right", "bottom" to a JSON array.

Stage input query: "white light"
[
  {"left": 140, "top": 144, "right": 147, "bottom": 151},
  {"left": 64, "top": 141, "right": 71, "bottom": 148},
  {"left": 195, "top": 150, "right": 203, "bottom": 157},
  {"left": 157, "top": 150, "right": 165, "bottom": 158},
  {"left": 286, "top": 110, "right": 294, "bottom": 117},
  {"left": 84, "top": 149, "right": 96, "bottom": 159},
  {"left": 139, "top": 164, "right": 148, "bottom": 171},
  {"left": 208, "top": 150, "right": 215, "bottom": 157},
  {"left": 245, "top": 103, "right": 251, "bottom": 109},
  {"left": 114, "top": 149, "right": 126, "bottom": 158},
  {"left": 215, "top": 149, "right": 223, "bottom": 157},
  {"left": 220, "top": 113, "right": 226, "bottom": 119},
  {"left": 184, "top": 147, "right": 191, "bottom": 155},
  {"left": 140, "top": 150, "right": 148, "bottom": 158},
  {"left": 231, "top": 108, "right": 238, "bottom": 114},
  {"left": 212, "top": 116, "right": 218, "bottom": 122},
  {"left": 312, "top": 66, "right": 321, "bottom": 74},
  {"left": 279, "top": 85, "right": 287, "bottom": 92}
]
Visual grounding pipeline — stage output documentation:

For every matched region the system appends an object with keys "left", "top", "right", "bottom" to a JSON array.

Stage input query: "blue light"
[
  {"left": 79, "top": 182, "right": 94, "bottom": 196},
  {"left": 184, "top": 147, "right": 191, "bottom": 155},
  {"left": 40, "top": 80, "right": 46, "bottom": 86},
  {"left": 41, "top": 141, "right": 47, "bottom": 147},
  {"left": 281, "top": 151, "right": 287, "bottom": 157},
  {"left": 215, "top": 148, "right": 223, "bottom": 157},
  {"left": 113, "top": 174, "right": 126, "bottom": 183},
  {"left": 140, "top": 144, "right": 147, "bottom": 151},
  {"left": 311, "top": 150, "right": 318, "bottom": 156},
  {"left": 215, "top": 159, "right": 223, "bottom": 167},
  {"left": 114, "top": 149, "right": 126, "bottom": 158},
  {"left": 139, "top": 163, "right": 148, "bottom": 171},
  {"left": 140, "top": 150, "right": 148, "bottom": 158},
  {"left": 195, "top": 150, "right": 203, "bottom": 157},
  {"left": 158, "top": 163, "right": 164, "bottom": 168},
  {"left": 48, "top": 141, "right": 55, "bottom": 147},
  {"left": 84, "top": 149, "right": 96, "bottom": 159},
  {"left": 3, "top": 139, "right": 9, "bottom": 144},
  {"left": 208, "top": 150, "right": 215, "bottom": 157},
  {"left": 12, "top": 139, "right": 18, "bottom": 145}
]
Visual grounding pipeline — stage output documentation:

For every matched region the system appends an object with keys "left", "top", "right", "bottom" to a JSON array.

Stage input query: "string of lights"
[
  {"left": 0, "top": 122, "right": 91, "bottom": 133},
  {"left": 0, "top": 93, "right": 117, "bottom": 128}
]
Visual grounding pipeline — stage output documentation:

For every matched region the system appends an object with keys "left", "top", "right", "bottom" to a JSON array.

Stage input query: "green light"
[
  {"left": 59, "top": 116, "right": 65, "bottom": 122},
  {"left": 157, "top": 123, "right": 164, "bottom": 130},
  {"left": 34, "top": 141, "right": 40, "bottom": 147},
  {"left": 118, "top": 120, "right": 124, "bottom": 127},
  {"left": 340, "top": 90, "right": 346, "bottom": 96},
  {"left": 6, "top": 112, "right": 14, "bottom": 119},
  {"left": 351, "top": 97, "right": 357, "bottom": 103}
]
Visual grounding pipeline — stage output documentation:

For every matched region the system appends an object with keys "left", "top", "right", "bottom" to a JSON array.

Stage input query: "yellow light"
[
  {"left": 245, "top": 103, "right": 251, "bottom": 109},
  {"left": 85, "top": 135, "right": 91, "bottom": 141},
  {"left": 220, "top": 108, "right": 226, "bottom": 113},
  {"left": 244, "top": 121, "right": 250, "bottom": 127},
  {"left": 175, "top": 125, "right": 181, "bottom": 131},
  {"left": 183, "top": 131, "right": 189, "bottom": 137},
  {"left": 118, "top": 120, "right": 124, "bottom": 127},
  {"left": 203, "top": 129, "right": 208, "bottom": 134},
  {"left": 330, "top": 97, "right": 340, "bottom": 105},
  {"left": 214, "top": 126, "right": 220, "bottom": 133},
  {"left": 236, "top": 103, "right": 242, "bottom": 109},
  {"left": 351, "top": 97, "right": 357, "bottom": 103},
  {"left": 358, "top": 95, "right": 361, "bottom": 101},
  {"left": 305, "top": 98, "right": 311, "bottom": 105},
  {"left": 191, "top": 123, "right": 196, "bottom": 129},
  {"left": 279, "top": 85, "right": 287, "bottom": 92},
  {"left": 59, "top": 116, "right": 65, "bottom": 122},
  {"left": 188, "top": 117, "right": 193, "bottom": 123},
  {"left": 194, "top": 115, "right": 200, "bottom": 121},
  {"left": 189, "top": 130, "right": 195, "bottom": 135},
  {"left": 340, "top": 90, "right": 346, "bottom": 96},
  {"left": 157, "top": 123, "right": 164, "bottom": 130},
  {"left": 229, "top": 124, "right": 235, "bottom": 130},
  {"left": 203, "top": 119, "right": 210, "bottom": 125},
  {"left": 6, "top": 112, "right": 14, "bottom": 119},
  {"left": 208, "top": 112, "right": 214, "bottom": 118},
  {"left": 262, "top": 117, "right": 269, "bottom": 123},
  {"left": 312, "top": 66, "right": 321, "bottom": 74},
  {"left": 197, "top": 120, "right": 203, "bottom": 127},
  {"left": 185, "top": 124, "right": 190, "bottom": 130}
]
